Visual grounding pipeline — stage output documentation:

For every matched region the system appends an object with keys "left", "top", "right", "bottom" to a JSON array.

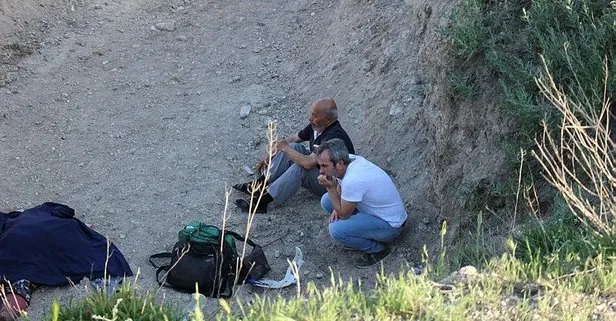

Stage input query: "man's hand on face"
[{"left": 317, "top": 174, "right": 337, "bottom": 188}]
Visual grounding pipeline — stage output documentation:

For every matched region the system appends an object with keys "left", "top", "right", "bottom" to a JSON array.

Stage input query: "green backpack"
[
  {"left": 149, "top": 221, "right": 270, "bottom": 298},
  {"left": 178, "top": 221, "right": 238, "bottom": 255}
]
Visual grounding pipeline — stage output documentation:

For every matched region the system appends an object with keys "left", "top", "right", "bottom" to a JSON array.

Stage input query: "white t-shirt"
[{"left": 340, "top": 155, "right": 408, "bottom": 228}]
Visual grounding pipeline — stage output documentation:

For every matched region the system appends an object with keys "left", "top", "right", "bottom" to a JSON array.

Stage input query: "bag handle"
[{"left": 149, "top": 252, "right": 172, "bottom": 268}]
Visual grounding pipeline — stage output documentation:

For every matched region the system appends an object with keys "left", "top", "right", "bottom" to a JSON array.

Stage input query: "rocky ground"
[{"left": 1, "top": 0, "right": 434, "bottom": 319}]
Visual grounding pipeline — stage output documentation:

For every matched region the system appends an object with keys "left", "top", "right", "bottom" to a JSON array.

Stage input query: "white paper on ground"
[
  {"left": 248, "top": 247, "right": 304, "bottom": 289},
  {"left": 243, "top": 164, "right": 255, "bottom": 175}
]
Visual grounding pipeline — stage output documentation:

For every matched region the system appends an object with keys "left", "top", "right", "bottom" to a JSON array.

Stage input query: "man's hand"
[
  {"left": 255, "top": 142, "right": 281, "bottom": 173},
  {"left": 329, "top": 210, "right": 340, "bottom": 223},
  {"left": 275, "top": 139, "right": 290, "bottom": 152},
  {"left": 317, "top": 174, "right": 337, "bottom": 188},
  {"left": 255, "top": 159, "right": 269, "bottom": 174}
]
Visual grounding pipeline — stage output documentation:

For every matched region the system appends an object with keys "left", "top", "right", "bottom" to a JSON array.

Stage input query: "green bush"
[
  {"left": 447, "top": 0, "right": 616, "bottom": 273},
  {"left": 448, "top": 0, "right": 616, "bottom": 143}
]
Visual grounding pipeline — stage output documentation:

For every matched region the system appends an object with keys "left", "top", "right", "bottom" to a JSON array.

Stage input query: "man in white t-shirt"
[{"left": 316, "top": 138, "right": 408, "bottom": 268}]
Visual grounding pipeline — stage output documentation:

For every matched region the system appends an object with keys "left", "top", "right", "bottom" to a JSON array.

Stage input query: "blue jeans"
[{"left": 320, "top": 193, "right": 404, "bottom": 253}]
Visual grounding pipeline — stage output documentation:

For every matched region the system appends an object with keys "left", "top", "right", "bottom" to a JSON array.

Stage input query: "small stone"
[
  {"left": 92, "top": 48, "right": 105, "bottom": 56},
  {"left": 389, "top": 103, "right": 403, "bottom": 116},
  {"left": 315, "top": 272, "right": 324, "bottom": 279},
  {"left": 274, "top": 250, "right": 280, "bottom": 258},
  {"left": 155, "top": 21, "right": 176, "bottom": 31},
  {"left": 459, "top": 265, "right": 478, "bottom": 276},
  {"left": 120, "top": 234, "right": 126, "bottom": 239},
  {"left": 362, "top": 60, "right": 375, "bottom": 72},
  {"left": 230, "top": 76, "right": 242, "bottom": 83},
  {"left": 176, "top": 35, "right": 188, "bottom": 42},
  {"left": 239, "top": 104, "right": 251, "bottom": 119}
]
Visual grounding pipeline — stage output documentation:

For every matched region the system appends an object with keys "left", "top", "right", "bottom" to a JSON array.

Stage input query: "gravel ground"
[{"left": 1, "top": 0, "right": 421, "bottom": 319}]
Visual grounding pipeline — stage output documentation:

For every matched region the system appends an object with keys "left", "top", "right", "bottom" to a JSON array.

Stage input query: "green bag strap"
[{"left": 223, "top": 229, "right": 258, "bottom": 248}]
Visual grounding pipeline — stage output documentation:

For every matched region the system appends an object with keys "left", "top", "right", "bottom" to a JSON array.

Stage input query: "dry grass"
[
  {"left": 532, "top": 56, "right": 615, "bottom": 236},
  {"left": 232, "top": 120, "right": 278, "bottom": 286}
]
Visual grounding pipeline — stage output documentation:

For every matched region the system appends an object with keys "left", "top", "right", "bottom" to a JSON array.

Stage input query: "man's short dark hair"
[{"left": 315, "top": 138, "right": 352, "bottom": 165}]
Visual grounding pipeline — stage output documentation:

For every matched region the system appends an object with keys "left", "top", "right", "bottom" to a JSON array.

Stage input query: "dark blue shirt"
[
  {"left": 297, "top": 120, "right": 355, "bottom": 154},
  {"left": 0, "top": 202, "right": 133, "bottom": 286}
]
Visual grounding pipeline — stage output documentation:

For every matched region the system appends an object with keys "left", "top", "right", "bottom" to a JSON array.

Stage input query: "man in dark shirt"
[{"left": 234, "top": 98, "right": 355, "bottom": 213}]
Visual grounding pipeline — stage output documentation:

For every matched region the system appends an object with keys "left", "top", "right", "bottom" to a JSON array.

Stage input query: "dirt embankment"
[{"left": 288, "top": 0, "right": 514, "bottom": 239}]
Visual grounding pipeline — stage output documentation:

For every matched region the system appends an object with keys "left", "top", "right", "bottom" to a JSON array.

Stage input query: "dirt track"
[{"left": 1, "top": 0, "right": 429, "bottom": 318}]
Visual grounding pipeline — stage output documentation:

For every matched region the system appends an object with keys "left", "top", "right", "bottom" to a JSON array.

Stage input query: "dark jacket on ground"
[{"left": 0, "top": 202, "right": 133, "bottom": 286}]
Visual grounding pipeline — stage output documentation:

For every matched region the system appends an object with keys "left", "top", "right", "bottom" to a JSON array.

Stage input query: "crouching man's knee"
[
  {"left": 328, "top": 222, "right": 346, "bottom": 242},
  {"left": 320, "top": 193, "right": 333, "bottom": 213}
]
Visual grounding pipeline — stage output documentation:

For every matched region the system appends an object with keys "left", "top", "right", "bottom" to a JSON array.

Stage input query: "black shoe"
[
  {"left": 232, "top": 176, "right": 266, "bottom": 195},
  {"left": 235, "top": 198, "right": 267, "bottom": 214},
  {"left": 355, "top": 247, "right": 391, "bottom": 268}
]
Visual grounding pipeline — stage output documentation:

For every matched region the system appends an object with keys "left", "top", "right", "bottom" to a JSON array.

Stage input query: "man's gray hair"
[
  {"left": 322, "top": 98, "right": 338, "bottom": 120},
  {"left": 327, "top": 105, "right": 338, "bottom": 120},
  {"left": 315, "top": 138, "right": 352, "bottom": 165}
]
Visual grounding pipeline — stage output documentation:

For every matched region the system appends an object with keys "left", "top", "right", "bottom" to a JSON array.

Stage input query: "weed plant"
[{"left": 40, "top": 284, "right": 182, "bottom": 321}]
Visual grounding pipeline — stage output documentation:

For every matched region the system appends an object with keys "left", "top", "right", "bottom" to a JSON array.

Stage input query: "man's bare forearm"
[
  {"left": 280, "top": 145, "right": 317, "bottom": 169},
  {"left": 285, "top": 134, "right": 301, "bottom": 144},
  {"left": 327, "top": 187, "right": 351, "bottom": 219},
  {"left": 276, "top": 134, "right": 317, "bottom": 169}
]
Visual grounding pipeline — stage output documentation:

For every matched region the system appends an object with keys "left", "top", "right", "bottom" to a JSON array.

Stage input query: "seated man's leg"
[
  {"left": 328, "top": 213, "right": 402, "bottom": 253},
  {"left": 268, "top": 160, "right": 326, "bottom": 205},
  {"left": 267, "top": 163, "right": 306, "bottom": 205},
  {"left": 301, "top": 167, "right": 327, "bottom": 196},
  {"left": 234, "top": 143, "right": 309, "bottom": 195},
  {"left": 266, "top": 142, "right": 310, "bottom": 182}
]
